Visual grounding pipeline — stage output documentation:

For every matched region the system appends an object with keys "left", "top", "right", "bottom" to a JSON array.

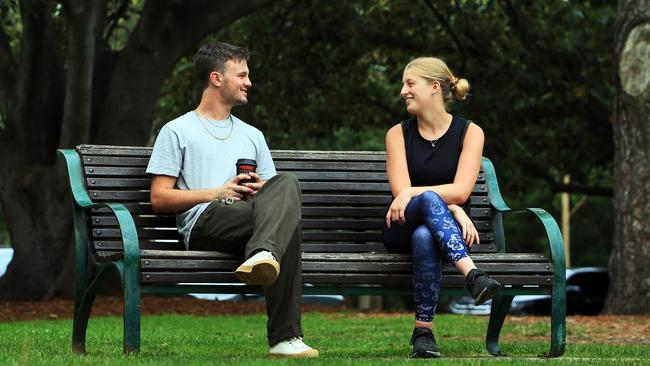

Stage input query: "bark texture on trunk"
[{"left": 606, "top": 0, "right": 650, "bottom": 314}]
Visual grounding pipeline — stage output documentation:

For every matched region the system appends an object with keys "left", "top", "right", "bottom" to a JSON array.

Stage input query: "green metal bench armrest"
[
  {"left": 57, "top": 149, "right": 96, "bottom": 207},
  {"left": 482, "top": 157, "right": 565, "bottom": 265},
  {"left": 481, "top": 157, "right": 511, "bottom": 213},
  {"left": 57, "top": 149, "right": 140, "bottom": 264}
]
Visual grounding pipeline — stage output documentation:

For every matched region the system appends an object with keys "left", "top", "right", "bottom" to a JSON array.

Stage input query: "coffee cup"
[{"left": 236, "top": 159, "right": 257, "bottom": 185}]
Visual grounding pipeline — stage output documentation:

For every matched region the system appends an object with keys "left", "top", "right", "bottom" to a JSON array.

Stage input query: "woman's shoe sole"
[{"left": 474, "top": 283, "right": 503, "bottom": 306}]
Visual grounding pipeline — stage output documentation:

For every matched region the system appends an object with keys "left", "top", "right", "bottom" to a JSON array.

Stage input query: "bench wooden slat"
[
  {"left": 90, "top": 216, "right": 176, "bottom": 227},
  {"left": 300, "top": 244, "right": 387, "bottom": 252},
  {"left": 94, "top": 242, "right": 392, "bottom": 253},
  {"left": 272, "top": 150, "right": 387, "bottom": 161},
  {"left": 300, "top": 274, "right": 553, "bottom": 286},
  {"left": 299, "top": 243, "right": 497, "bottom": 253},
  {"left": 82, "top": 156, "right": 150, "bottom": 166},
  {"left": 78, "top": 145, "right": 153, "bottom": 156},
  {"left": 134, "top": 251, "right": 548, "bottom": 262},
  {"left": 300, "top": 252, "right": 548, "bottom": 262},
  {"left": 274, "top": 161, "right": 387, "bottom": 171},
  {"left": 85, "top": 166, "right": 147, "bottom": 176},
  {"left": 95, "top": 241, "right": 498, "bottom": 255},
  {"left": 82, "top": 168, "right": 486, "bottom": 188},
  {"left": 91, "top": 216, "right": 389, "bottom": 229},
  {"left": 92, "top": 221, "right": 495, "bottom": 243},
  {"left": 141, "top": 259, "right": 552, "bottom": 274},
  {"left": 92, "top": 203, "right": 154, "bottom": 214},
  {"left": 93, "top": 228, "right": 181, "bottom": 240},
  {"left": 140, "top": 272, "right": 553, "bottom": 286},
  {"left": 302, "top": 232, "right": 382, "bottom": 242},
  {"left": 470, "top": 207, "right": 493, "bottom": 219},
  {"left": 301, "top": 207, "right": 386, "bottom": 217},
  {"left": 93, "top": 240, "right": 183, "bottom": 250},
  {"left": 89, "top": 207, "right": 493, "bottom": 227},
  {"left": 85, "top": 182, "right": 487, "bottom": 196},
  {"left": 301, "top": 194, "right": 391, "bottom": 205}
]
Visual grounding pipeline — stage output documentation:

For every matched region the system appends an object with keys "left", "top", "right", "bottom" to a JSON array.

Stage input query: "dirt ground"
[{"left": 1, "top": 295, "right": 648, "bottom": 345}]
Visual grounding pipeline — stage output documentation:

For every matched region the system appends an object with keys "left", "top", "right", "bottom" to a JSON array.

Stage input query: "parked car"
[{"left": 448, "top": 267, "right": 609, "bottom": 315}]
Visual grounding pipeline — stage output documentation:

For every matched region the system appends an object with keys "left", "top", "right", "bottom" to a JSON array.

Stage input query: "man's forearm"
[{"left": 151, "top": 188, "right": 215, "bottom": 213}]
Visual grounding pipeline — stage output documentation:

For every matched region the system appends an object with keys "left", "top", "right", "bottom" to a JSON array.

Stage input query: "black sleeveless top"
[{"left": 401, "top": 115, "right": 471, "bottom": 188}]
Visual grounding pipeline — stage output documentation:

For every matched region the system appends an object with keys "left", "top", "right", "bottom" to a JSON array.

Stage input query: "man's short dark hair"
[{"left": 194, "top": 42, "right": 250, "bottom": 89}]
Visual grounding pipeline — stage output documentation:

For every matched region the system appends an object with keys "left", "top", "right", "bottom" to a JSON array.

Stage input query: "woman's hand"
[
  {"left": 448, "top": 204, "right": 480, "bottom": 247},
  {"left": 386, "top": 188, "right": 413, "bottom": 228}
]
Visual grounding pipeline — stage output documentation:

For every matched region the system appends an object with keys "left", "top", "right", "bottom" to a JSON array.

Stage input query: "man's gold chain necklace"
[{"left": 194, "top": 110, "right": 234, "bottom": 140}]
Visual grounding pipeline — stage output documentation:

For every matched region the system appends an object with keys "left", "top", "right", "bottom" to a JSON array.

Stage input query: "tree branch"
[
  {"left": 421, "top": 0, "right": 467, "bottom": 59},
  {"left": 103, "top": 0, "right": 130, "bottom": 44}
]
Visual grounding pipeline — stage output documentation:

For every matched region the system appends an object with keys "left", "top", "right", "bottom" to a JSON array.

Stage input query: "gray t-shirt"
[{"left": 146, "top": 111, "right": 277, "bottom": 247}]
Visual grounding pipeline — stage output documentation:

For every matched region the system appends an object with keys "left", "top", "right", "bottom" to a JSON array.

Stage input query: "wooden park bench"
[{"left": 58, "top": 144, "right": 566, "bottom": 357}]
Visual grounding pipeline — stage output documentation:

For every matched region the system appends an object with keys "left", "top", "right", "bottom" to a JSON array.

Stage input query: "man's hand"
[
  {"left": 241, "top": 172, "right": 266, "bottom": 198},
  {"left": 212, "top": 174, "right": 255, "bottom": 202}
]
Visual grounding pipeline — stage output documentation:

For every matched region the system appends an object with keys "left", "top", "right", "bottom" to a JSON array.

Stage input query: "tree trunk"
[
  {"left": 606, "top": 0, "right": 650, "bottom": 314},
  {"left": 0, "top": 0, "right": 273, "bottom": 299},
  {"left": 0, "top": 166, "right": 74, "bottom": 299},
  {"left": 97, "top": 0, "right": 274, "bottom": 145}
]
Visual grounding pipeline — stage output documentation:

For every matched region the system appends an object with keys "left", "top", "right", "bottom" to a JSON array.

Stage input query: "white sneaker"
[
  {"left": 268, "top": 337, "right": 319, "bottom": 358},
  {"left": 235, "top": 250, "right": 280, "bottom": 286}
]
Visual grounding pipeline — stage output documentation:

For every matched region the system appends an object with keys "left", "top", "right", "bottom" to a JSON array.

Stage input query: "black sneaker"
[
  {"left": 466, "top": 268, "right": 502, "bottom": 305},
  {"left": 409, "top": 327, "right": 441, "bottom": 358}
]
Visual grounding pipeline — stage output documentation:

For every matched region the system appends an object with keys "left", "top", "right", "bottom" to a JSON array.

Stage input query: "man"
[{"left": 146, "top": 42, "right": 318, "bottom": 358}]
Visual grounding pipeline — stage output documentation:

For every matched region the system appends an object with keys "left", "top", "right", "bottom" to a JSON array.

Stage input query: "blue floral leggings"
[{"left": 383, "top": 191, "right": 469, "bottom": 322}]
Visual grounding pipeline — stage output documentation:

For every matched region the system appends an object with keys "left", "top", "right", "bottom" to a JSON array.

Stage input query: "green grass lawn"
[{"left": 0, "top": 312, "right": 648, "bottom": 365}]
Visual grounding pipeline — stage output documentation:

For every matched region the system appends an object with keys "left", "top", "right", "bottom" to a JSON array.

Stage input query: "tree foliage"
[
  {"left": 157, "top": 0, "right": 616, "bottom": 264},
  {"left": 0, "top": 0, "right": 620, "bottom": 300}
]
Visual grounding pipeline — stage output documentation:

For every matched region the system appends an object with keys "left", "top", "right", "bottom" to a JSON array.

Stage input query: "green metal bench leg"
[
  {"left": 486, "top": 294, "right": 514, "bottom": 356},
  {"left": 71, "top": 194, "right": 91, "bottom": 354},
  {"left": 72, "top": 264, "right": 113, "bottom": 354},
  {"left": 548, "top": 282, "right": 566, "bottom": 357},
  {"left": 118, "top": 261, "right": 141, "bottom": 354}
]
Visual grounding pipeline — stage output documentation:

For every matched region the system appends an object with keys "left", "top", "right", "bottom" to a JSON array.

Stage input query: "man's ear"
[{"left": 210, "top": 71, "right": 222, "bottom": 87}]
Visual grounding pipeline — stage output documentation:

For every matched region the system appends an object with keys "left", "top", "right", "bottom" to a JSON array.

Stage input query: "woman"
[{"left": 384, "top": 57, "right": 501, "bottom": 358}]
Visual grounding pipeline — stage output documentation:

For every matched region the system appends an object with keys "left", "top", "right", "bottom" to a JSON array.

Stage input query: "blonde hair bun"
[{"left": 451, "top": 78, "right": 470, "bottom": 100}]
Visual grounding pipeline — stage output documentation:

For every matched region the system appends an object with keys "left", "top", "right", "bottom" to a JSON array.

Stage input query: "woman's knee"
[
  {"left": 411, "top": 225, "right": 434, "bottom": 257},
  {"left": 420, "top": 190, "right": 444, "bottom": 205},
  {"left": 419, "top": 191, "right": 447, "bottom": 214}
]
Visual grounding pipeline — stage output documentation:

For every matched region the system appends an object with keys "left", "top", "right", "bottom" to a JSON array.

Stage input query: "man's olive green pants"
[{"left": 189, "top": 173, "right": 303, "bottom": 346}]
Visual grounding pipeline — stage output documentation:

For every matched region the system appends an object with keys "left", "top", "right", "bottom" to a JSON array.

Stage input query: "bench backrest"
[{"left": 78, "top": 145, "right": 497, "bottom": 259}]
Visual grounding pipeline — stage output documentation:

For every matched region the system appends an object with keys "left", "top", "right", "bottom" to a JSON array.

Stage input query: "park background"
[{"left": 0, "top": 0, "right": 648, "bottom": 363}]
